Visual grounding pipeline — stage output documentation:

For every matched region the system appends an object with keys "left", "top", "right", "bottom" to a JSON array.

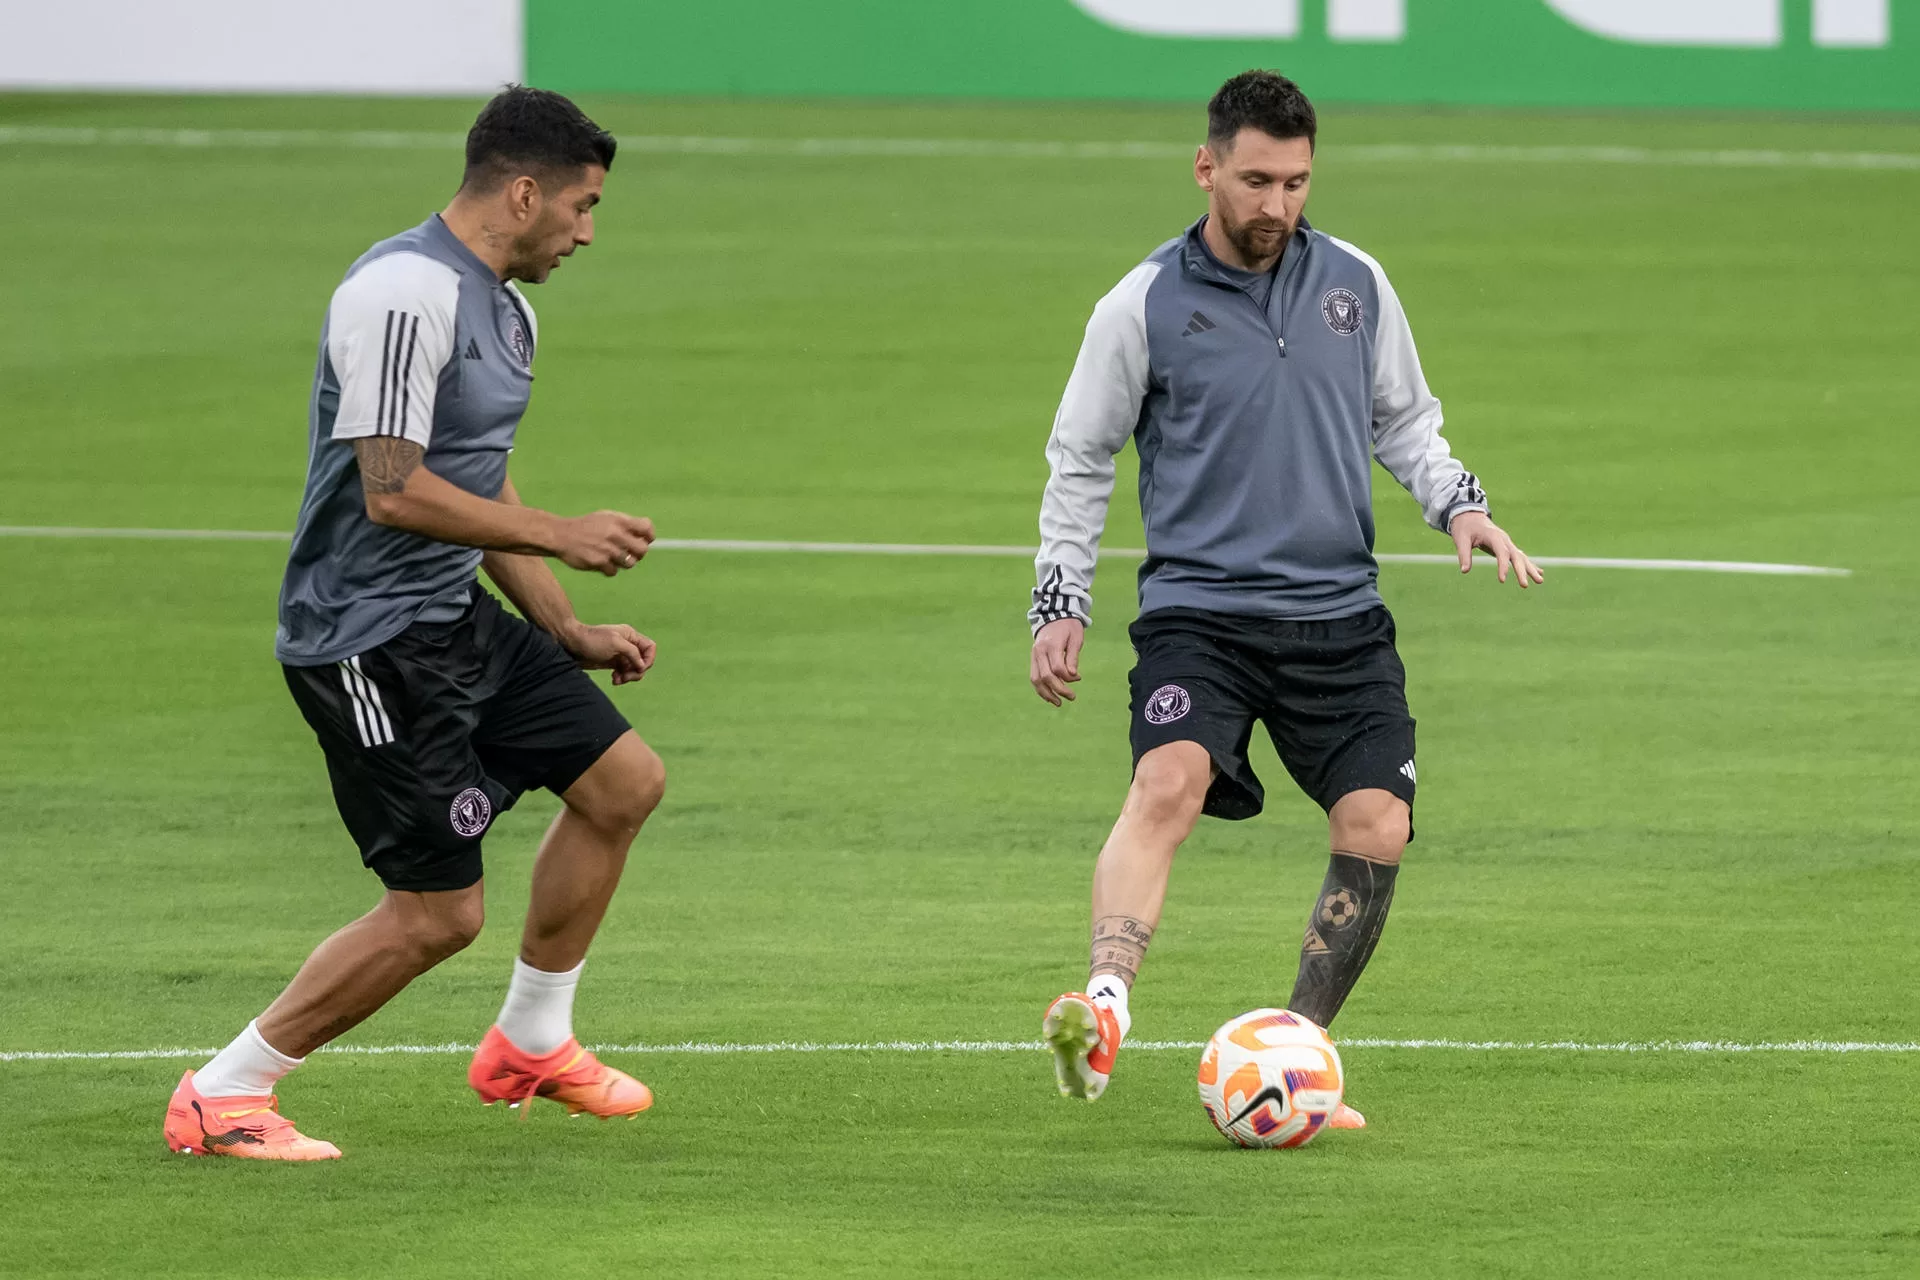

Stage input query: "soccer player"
[
  {"left": 1031, "top": 71, "right": 1543, "bottom": 1125},
  {"left": 164, "top": 88, "right": 666, "bottom": 1160}
]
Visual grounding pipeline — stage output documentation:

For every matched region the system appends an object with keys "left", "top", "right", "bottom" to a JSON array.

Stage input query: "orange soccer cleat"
[
  {"left": 163, "top": 1070, "right": 341, "bottom": 1160},
  {"left": 1329, "top": 1102, "right": 1367, "bottom": 1129},
  {"left": 1043, "top": 993, "right": 1125, "bottom": 1101},
  {"left": 467, "top": 1026, "right": 653, "bottom": 1119}
]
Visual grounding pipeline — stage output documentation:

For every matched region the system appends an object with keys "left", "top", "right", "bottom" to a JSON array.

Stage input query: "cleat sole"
[{"left": 1042, "top": 998, "right": 1102, "bottom": 1101}]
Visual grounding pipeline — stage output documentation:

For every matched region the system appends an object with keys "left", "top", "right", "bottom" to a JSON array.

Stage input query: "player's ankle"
[
  {"left": 194, "top": 1019, "right": 303, "bottom": 1097},
  {"left": 495, "top": 957, "right": 584, "bottom": 1056},
  {"left": 1087, "top": 974, "right": 1133, "bottom": 1039}
]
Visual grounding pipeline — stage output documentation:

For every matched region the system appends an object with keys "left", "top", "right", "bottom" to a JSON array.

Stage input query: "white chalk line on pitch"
[
  {"left": 0, "top": 526, "right": 1854, "bottom": 577},
  {"left": 2, "top": 127, "right": 1918, "bottom": 172},
  {"left": 4, "top": 1038, "right": 1918, "bottom": 1064}
]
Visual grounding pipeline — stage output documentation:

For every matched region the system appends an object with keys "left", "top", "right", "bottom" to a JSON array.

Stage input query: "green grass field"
[{"left": 2, "top": 92, "right": 1918, "bottom": 1277}]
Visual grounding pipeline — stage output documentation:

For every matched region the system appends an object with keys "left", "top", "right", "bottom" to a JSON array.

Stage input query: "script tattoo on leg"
[{"left": 1090, "top": 915, "right": 1155, "bottom": 987}]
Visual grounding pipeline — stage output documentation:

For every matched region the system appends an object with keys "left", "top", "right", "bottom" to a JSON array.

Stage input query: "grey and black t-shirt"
[{"left": 276, "top": 215, "right": 540, "bottom": 666}]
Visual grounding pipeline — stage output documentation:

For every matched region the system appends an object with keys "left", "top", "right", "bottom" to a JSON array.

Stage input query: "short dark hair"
[
  {"left": 1207, "top": 70, "right": 1317, "bottom": 152},
  {"left": 462, "top": 85, "right": 616, "bottom": 193}
]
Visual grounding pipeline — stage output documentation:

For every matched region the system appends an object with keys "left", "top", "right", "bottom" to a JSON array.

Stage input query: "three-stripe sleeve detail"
[
  {"left": 1030, "top": 564, "right": 1091, "bottom": 629},
  {"left": 374, "top": 309, "right": 422, "bottom": 437},
  {"left": 1449, "top": 471, "right": 1489, "bottom": 513},
  {"left": 337, "top": 657, "right": 395, "bottom": 748}
]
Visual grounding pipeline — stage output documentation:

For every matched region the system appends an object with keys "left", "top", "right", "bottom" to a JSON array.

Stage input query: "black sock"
[{"left": 1286, "top": 852, "right": 1399, "bottom": 1029}]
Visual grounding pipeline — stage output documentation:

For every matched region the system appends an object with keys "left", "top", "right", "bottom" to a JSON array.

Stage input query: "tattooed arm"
[
  {"left": 324, "top": 261, "right": 650, "bottom": 577},
  {"left": 352, "top": 437, "right": 653, "bottom": 577}
]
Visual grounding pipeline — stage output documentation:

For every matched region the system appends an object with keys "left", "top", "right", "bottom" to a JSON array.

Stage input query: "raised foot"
[{"left": 1042, "top": 994, "right": 1119, "bottom": 1101}]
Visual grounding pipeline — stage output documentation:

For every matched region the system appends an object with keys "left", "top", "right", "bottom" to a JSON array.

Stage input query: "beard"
[
  {"left": 1219, "top": 208, "right": 1293, "bottom": 267},
  {"left": 507, "top": 223, "right": 570, "bottom": 283}
]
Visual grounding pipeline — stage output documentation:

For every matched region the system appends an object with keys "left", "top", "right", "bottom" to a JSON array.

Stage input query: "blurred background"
[
  {"left": 1, "top": 0, "right": 1911, "bottom": 107},
  {"left": 2, "top": 4, "right": 1916, "bottom": 1277}
]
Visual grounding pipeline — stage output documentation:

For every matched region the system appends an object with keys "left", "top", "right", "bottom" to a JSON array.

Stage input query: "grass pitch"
[{"left": 2, "top": 94, "right": 1918, "bottom": 1277}]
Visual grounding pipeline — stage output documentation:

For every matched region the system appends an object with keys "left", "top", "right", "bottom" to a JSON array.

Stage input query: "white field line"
[
  {"left": 0, "top": 526, "right": 1852, "bottom": 576},
  {"left": 5, "top": 1037, "right": 1918, "bottom": 1064},
  {"left": 2, "top": 127, "right": 1918, "bottom": 173}
]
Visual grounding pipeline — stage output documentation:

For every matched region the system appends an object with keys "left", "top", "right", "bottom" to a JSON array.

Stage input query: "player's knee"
[
  {"left": 582, "top": 743, "right": 666, "bottom": 837},
  {"left": 1330, "top": 791, "right": 1410, "bottom": 861},
  {"left": 1128, "top": 746, "right": 1211, "bottom": 829},
  {"left": 407, "top": 895, "right": 485, "bottom": 963}
]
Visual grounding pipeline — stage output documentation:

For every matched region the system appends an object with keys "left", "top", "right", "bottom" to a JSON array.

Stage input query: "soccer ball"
[{"left": 1197, "top": 1008, "right": 1344, "bottom": 1148}]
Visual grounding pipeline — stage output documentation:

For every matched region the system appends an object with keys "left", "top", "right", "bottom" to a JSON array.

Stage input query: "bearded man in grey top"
[{"left": 1032, "top": 71, "right": 1542, "bottom": 1128}]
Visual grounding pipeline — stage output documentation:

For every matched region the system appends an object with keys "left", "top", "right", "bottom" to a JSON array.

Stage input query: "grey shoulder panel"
[{"left": 1314, "top": 231, "right": 1388, "bottom": 338}]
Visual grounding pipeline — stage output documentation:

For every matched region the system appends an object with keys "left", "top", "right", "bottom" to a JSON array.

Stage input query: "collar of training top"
[
  {"left": 426, "top": 212, "right": 507, "bottom": 284},
  {"left": 1181, "top": 215, "right": 1313, "bottom": 287}
]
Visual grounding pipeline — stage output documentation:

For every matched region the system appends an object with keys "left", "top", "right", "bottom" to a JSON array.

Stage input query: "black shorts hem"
[
  {"left": 539, "top": 725, "right": 633, "bottom": 798},
  {"left": 366, "top": 847, "right": 485, "bottom": 893}
]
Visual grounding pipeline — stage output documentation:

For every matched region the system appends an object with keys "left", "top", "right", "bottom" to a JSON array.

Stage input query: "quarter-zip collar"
[
  {"left": 1181, "top": 214, "right": 1314, "bottom": 293},
  {"left": 426, "top": 212, "right": 507, "bottom": 284}
]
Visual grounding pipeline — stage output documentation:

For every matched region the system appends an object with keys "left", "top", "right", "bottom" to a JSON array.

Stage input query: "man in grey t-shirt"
[
  {"left": 164, "top": 89, "right": 664, "bottom": 1160},
  {"left": 1033, "top": 72, "right": 1543, "bottom": 1131}
]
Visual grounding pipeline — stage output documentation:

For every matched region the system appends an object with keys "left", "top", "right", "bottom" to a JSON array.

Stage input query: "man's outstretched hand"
[
  {"left": 1031, "top": 618, "right": 1085, "bottom": 706},
  {"left": 563, "top": 622, "right": 657, "bottom": 685},
  {"left": 1449, "top": 511, "right": 1544, "bottom": 588}
]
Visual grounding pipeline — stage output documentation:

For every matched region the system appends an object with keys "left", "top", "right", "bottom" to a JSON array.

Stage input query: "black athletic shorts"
[
  {"left": 1128, "top": 606, "right": 1417, "bottom": 827},
  {"left": 284, "top": 591, "right": 632, "bottom": 893}
]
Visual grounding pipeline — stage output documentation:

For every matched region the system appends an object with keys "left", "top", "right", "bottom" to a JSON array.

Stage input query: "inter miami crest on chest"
[
  {"left": 507, "top": 317, "right": 533, "bottom": 369},
  {"left": 1321, "top": 287, "right": 1363, "bottom": 336}
]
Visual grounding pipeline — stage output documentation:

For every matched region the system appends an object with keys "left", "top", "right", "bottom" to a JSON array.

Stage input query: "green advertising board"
[{"left": 527, "top": 0, "right": 1915, "bottom": 111}]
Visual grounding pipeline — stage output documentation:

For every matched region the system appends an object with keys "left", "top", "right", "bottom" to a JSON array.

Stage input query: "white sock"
[
  {"left": 495, "top": 958, "right": 584, "bottom": 1056},
  {"left": 1087, "top": 975, "right": 1133, "bottom": 1040},
  {"left": 194, "top": 1020, "right": 302, "bottom": 1097}
]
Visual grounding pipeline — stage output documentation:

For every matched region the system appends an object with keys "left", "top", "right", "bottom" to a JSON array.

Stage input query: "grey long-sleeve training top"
[{"left": 1029, "top": 216, "right": 1488, "bottom": 633}]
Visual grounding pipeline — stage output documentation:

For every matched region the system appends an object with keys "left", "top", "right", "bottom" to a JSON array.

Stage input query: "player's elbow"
[{"left": 363, "top": 489, "right": 418, "bottom": 530}]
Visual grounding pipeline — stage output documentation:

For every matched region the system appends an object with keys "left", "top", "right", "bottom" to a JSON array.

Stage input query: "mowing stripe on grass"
[
  {"left": 0, "top": 526, "right": 1854, "bottom": 576},
  {"left": 3, "top": 127, "right": 1919, "bottom": 173},
  {"left": 6, "top": 1037, "right": 1917, "bottom": 1063}
]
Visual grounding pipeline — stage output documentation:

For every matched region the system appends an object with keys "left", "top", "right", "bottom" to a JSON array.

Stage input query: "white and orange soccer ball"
[{"left": 1197, "top": 1008, "right": 1344, "bottom": 1148}]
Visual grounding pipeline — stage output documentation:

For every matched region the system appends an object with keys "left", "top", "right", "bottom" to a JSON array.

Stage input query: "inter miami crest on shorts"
[
  {"left": 449, "top": 787, "right": 493, "bottom": 838},
  {"left": 1145, "top": 684, "right": 1191, "bottom": 725}
]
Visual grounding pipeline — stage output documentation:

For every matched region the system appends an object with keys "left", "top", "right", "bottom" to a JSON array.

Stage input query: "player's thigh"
[
  {"left": 1127, "top": 610, "right": 1266, "bottom": 821},
  {"left": 471, "top": 596, "right": 636, "bottom": 803},
  {"left": 1261, "top": 608, "right": 1418, "bottom": 825}
]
